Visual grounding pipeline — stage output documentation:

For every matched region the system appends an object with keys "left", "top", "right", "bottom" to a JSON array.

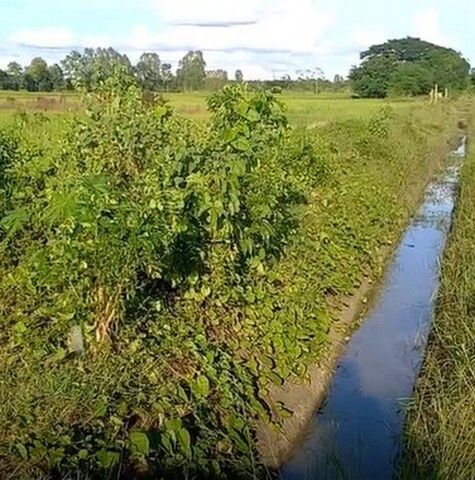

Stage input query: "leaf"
[
  {"left": 246, "top": 109, "right": 260, "bottom": 122},
  {"left": 97, "top": 450, "right": 120, "bottom": 469},
  {"left": 13, "top": 321, "right": 27, "bottom": 334},
  {"left": 177, "top": 428, "right": 192, "bottom": 458},
  {"left": 232, "top": 138, "right": 251, "bottom": 152},
  {"left": 223, "top": 128, "right": 238, "bottom": 143},
  {"left": 193, "top": 375, "right": 210, "bottom": 398},
  {"left": 161, "top": 432, "right": 174, "bottom": 454},
  {"left": 78, "top": 449, "right": 88, "bottom": 460},
  {"left": 129, "top": 431, "right": 150, "bottom": 457},
  {"left": 1, "top": 207, "right": 29, "bottom": 240},
  {"left": 16, "top": 443, "right": 28, "bottom": 460}
]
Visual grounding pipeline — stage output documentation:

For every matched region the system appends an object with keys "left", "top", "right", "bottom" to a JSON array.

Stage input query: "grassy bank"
[
  {"left": 0, "top": 84, "right": 464, "bottom": 479},
  {"left": 400, "top": 107, "right": 475, "bottom": 479}
]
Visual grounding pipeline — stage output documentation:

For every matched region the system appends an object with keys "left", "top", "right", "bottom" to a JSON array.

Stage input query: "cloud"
[
  {"left": 131, "top": 0, "right": 334, "bottom": 54},
  {"left": 353, "top": 29, "right": 388, "bottom": 49},
  {"left": 155, "top": 0, "right": 267, "bottom": 26},
  {"left": 3, "top": 0, "right": 342, "bottom": 78},
  {"left": 8, "top": 27, "right": 75, "bottom": 48},
  {"left": 412, "top": 8, "right": 450, "bottom": 46}
]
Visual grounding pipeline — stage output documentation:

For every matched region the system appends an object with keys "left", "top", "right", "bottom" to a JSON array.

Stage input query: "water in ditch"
[{"left": 281, "top": 139, "right": 466, "bottom": 480}]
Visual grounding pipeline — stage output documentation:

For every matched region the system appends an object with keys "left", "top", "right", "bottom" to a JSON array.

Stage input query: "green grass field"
[{"left": 0, "top": 89, "right": 427, "bottom": 125}]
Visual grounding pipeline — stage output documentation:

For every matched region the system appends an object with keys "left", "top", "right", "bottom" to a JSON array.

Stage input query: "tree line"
[
  {"left": 0, "top": 48, "right": 211, "bottom": 93},
  {"left": 0, "top": 47, "right": 349, "bottom": 94}
]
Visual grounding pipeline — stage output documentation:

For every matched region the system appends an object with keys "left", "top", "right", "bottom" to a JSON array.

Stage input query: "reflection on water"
[{"left": 281, "top": 139, "right": 466, "bottom": 480}]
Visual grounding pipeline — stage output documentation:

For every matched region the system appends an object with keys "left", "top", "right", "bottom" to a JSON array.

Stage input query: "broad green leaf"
[
  {"left": 193, "top": 375, "right": 210, "bottom": 398},
  {"left": 129, "top": 431, "right": 150, "bottom": 457},
  {"left": 232, "top": 138, "right": 251, "bottom": 152},
  {"left": 97, "top": 450, "right": 120, "bottom": 469},
  {"left": 177, "top": 428, "right": 192, "bottom": 458},
  {"left": 16, "top": 443, "right": 28, "bottom": 460}
]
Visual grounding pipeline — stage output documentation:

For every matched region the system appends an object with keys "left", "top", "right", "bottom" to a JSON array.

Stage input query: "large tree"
[
  {"left": 135, "top": 52, "right": 162, "bottom": 91},
  {"left": 350, "top": 37, "right": 470, "bottom": 98},
  {"left": 61, "top": 48, "right": 134, "bottom": 90},
  {"left": 49, "top": 64, "right": 67, "bottom": 91},
  {"left": 235, "top": 69, "right": 244, "bottom": 83},
  {"left": 24, "top": 57, "right": 53, "bottom": 92},
  {"left": 205, "top": 69, "right": 228, "bottom": 91},
  {"left": 5, "top": 62, "right": 23, "bottom": 90},
  {"left": 176, "top": 51, "right": 206, "bottom": 91}
]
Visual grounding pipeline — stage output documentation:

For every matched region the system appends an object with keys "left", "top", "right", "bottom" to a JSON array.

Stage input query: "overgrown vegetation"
[
  {"left": 350, "top": 37, "right": 470, "bottom": 98},
  {"left": 0, "top": 82, "right": 462, "bottom": 479},
  {"left": 400, "top": 107, "right": 475, "bottom": 480}
]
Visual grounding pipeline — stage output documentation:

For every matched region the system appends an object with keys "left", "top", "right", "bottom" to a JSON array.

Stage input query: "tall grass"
[{"left": 400, "top": 106, "right": 475, "bottom": 479}]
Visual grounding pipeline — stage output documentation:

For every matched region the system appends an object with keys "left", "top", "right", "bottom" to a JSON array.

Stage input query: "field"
[
  {"left": 400, "top": 106, "right": 475, "bottom": 479},
  {"left": 0, "top": 89, "right": 426, "bottom": 124},
  {"left": 0, "top": 84, "right": 467, "bottom": 479}
]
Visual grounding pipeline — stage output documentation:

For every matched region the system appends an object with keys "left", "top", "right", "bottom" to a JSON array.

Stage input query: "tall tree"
[
  {"left": 296, "top": 67, "right": 324, "bottom": 93},
  {"left": 135, "top": 52, "right": 162, "bottom": 91},
  {"left": 0, "top": 69, "right": 7, "bottom": 90},
  {"left": 5, "top": 62, "right": 23, "bottom": 90},
  {"left": 205, "top": 69, "right": 228, "bottom": 90},
  {"left": 176, "top": 51, "right": 206, "bottom": 91},
  {"left": 351, "top": 37, "right": 470, "bottom": 98},
  {"left": 235, "top": 69, "right": 244, "bottom": 83},
  {"left": 24, "top": 57, "right": 53, "bottom": 92},
  {"left": 61, "top": 48, "right": 134, "bottom": 91},
  {"left": 160, "top": 63, "right": 174, "bottom": 92},
  {"left": 49, "top": 64, "right": 67, "bottom": 91}
]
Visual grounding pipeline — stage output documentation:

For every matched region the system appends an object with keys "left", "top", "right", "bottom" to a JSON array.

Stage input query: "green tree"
[
  {"left": 49, "top": 64, "right": 67, "bottom": 91},
  {"left": 61, "top": 48, "right": 134, "bottom": 90},
  {"left": 296, "top": 67, "right": 324, "bottom": 93},
  {"left": 235, "top": 69, "right": 244, "bottom": 82},
  {"left": 351, "top": 37, "right": 470, "bottom": 98},
  {"left": 160, "top": 63, "right": 174, "bottom": 92},
  {"left": 390, "top": 63, "right": 432, "bottom": 96},
  {"left": 5, "top": 62, "right": 23, "bottom": 90},
  {"left": 135, "top": 52, "right": 162, "bottom": 91},
  {"left": 24, "top": 57, "right": 53, "bottom": 92},
  {"left": 176, "top": 51, "right": 206, "bottom": 91},
  {"left": 350, "top": 55, "right": 398, "bottom": 98},
  {"left": 205, "top": 69, "right": 228, "bottom": 91},
  {"left": 0, "top": 69, "right": 7, "bottom": 90}
]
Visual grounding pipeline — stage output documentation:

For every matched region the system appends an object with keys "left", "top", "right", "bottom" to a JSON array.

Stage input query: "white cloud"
[
  {"left": 353, "top": 29, "right": 387, "bottom": 49},
  {"left": 123, "top": 0, "right": 335, "bottom": 77},
  {"left": 155, "top": 0, "right": 267, "bottom": 25},
  {"left": 412, "top": 8, "right": 450, "bottom": 46},
  {"left": 8, "top": 27, "right": 75, "bottom": 48}
]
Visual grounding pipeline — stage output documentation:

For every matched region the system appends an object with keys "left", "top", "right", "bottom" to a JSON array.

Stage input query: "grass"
[
  {"left": 400, "top": 104, "right": 475, "bottom": 479},
  {"left": 0, "top": 89, "right": 427, "bottom": 125}
]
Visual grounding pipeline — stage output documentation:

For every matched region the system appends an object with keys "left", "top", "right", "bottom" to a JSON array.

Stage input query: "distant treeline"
[{"left": 0, "top": 47, "right": 349, "bottom": 94}]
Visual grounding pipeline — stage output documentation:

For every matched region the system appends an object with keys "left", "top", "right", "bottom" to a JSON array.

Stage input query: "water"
[{"left": 281, "top": 139, "right": 466, "bottom": 480}]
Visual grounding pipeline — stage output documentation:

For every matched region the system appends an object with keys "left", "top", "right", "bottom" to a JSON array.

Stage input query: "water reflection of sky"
[{"left": 281, "top": 139, "right": 465, "bottom": 480}]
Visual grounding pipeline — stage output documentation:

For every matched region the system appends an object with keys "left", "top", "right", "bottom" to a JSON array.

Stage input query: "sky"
[{"left": 0, "top": 0, "right": 473, "bottom": 80}]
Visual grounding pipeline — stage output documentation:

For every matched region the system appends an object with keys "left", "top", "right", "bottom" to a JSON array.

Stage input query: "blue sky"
[{"left": 0, "top": 0, "right": 473, "bottom": 79}]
